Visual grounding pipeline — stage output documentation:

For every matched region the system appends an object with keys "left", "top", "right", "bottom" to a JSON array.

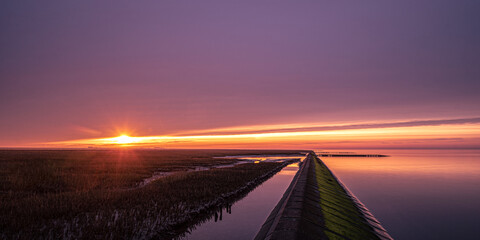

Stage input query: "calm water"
[
  {"left": 181, "top": 162, "right": 300, "bottom": 239},
  {"left": 319, "top": 149, "right": 480, "bottom": 240}
]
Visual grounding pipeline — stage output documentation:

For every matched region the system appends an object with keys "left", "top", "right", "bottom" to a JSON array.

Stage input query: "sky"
[{"left": 1, "top": 1, "right": 480, "bottom": 149}]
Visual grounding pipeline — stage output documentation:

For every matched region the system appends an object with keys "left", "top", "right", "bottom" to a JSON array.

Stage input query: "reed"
[{"left": 0, "top": 149, "right": 301, "bottom": 239}]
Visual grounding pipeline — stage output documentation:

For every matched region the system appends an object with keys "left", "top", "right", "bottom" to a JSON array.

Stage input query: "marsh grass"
[{"left": 0, "top": 149, "right": 301, "bottom": 239}]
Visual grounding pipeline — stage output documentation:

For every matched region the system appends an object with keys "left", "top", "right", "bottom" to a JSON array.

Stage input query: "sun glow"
[
  {"left": 46, "top": 120, "right": 480, "bottom": 149},
  {"left": 112, "top": 135, "right": 136, "bottom": 144}
]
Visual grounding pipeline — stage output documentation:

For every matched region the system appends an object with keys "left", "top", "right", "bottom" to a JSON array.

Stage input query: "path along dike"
[{"left": 255, "top": 153, "right": 393, "bottom": 240}]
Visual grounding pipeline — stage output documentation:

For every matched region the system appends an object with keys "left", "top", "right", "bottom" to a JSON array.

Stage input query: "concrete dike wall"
[{"left": 254, "top": 153, "right": 393, "bottom": 240}]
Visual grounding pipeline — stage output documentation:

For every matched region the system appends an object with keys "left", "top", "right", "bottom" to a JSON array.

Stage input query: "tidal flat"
[{"left": 0, "top": 149, "right": 304, "bottom": 239}]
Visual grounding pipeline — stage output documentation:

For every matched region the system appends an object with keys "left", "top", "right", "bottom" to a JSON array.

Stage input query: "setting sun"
[
  {"left": 113, "top": 135, "right": 135, "bottom": 144},
  {"left": 2, "top": 1, "right": 480, "bottom": 239}
]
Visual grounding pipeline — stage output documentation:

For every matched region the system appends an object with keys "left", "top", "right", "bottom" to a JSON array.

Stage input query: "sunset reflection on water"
[
  {"left": 319, "top": 150, "right": 480, "bottom": 177},
  {"left": 319, "top": 149, "right": 480, "bottom": 240},
  {"left": 278, "top": 162, "right": 300, "bottom": 175}
]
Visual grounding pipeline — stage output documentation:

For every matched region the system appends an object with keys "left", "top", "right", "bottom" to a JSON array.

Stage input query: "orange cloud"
[{"left": 45, "top": 118, "right": 480, "bottom": 149}]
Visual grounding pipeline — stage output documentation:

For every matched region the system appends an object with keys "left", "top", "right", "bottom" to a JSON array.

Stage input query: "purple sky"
[{"left": 1, "top": 1, "right": 480, "bottom": 147}]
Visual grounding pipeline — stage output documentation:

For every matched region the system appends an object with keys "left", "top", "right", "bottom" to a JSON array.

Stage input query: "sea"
[{"left": 319, "top": 149, "right": 480, "bottom": 240}]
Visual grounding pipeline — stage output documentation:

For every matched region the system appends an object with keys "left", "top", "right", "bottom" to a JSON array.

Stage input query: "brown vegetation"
[{"left": 0, "top": 149, "right": 302, "bottom": 239}]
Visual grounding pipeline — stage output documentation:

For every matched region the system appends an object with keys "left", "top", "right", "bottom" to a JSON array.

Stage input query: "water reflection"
[
  {"left": 215, "top": 154, "right": 304, "bottom": 162},
  {"left": 179, "top": 162, "right": 300, "bottom": 240},
  {"left": 318, "top": 149, "right": 480, "bottom": 240}
]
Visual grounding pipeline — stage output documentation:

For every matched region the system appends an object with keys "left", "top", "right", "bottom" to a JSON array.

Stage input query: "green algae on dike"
[{"left": 255, "top": 153, "right": 393, "bottom": 240}]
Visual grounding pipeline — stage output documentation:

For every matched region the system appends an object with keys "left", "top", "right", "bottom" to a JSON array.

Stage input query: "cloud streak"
[
  {"left": 180, "top": 117, "right": 480, "bottom": 136},
  {"left": 43, "top": 117, "right": 480, "bottom": 149}
]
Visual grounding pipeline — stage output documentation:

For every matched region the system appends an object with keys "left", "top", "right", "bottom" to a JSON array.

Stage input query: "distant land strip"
[{"left": 318, "top": 154, "right": 388, "bottom": 157}]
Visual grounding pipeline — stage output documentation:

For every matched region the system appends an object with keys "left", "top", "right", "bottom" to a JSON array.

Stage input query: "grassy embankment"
[
  {"left": 313, "top": 154, "right": 384, "bottom": 239},
  {"left": 0, "top": 149, "right": 302, "bottom": 239}
]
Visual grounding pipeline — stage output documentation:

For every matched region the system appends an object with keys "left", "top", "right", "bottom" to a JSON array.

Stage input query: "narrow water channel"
[{"left": 180, "top": 162, "right": 300, "bottom": 239}]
